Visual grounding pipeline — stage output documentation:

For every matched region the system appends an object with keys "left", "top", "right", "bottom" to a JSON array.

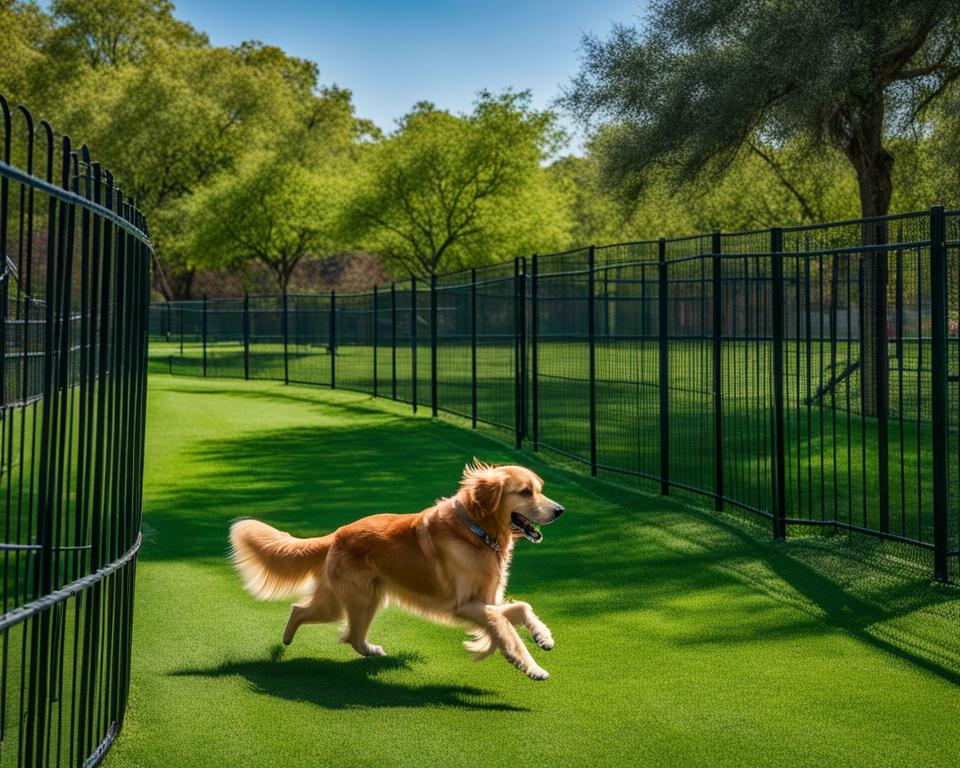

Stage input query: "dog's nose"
[{"left": 553, "top": 506, "right": 565, "bottom": 518}]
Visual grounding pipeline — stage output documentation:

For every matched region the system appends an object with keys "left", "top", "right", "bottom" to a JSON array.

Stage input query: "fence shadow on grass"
[
  {"left": 148, "top": 383, "right": 960, "bottom": 688},
  {"left": 170, "top": 652, "right": 529, "bottom": 712},
  {"left": 660, "top": 508, "right": 960, "bottom": 686}
]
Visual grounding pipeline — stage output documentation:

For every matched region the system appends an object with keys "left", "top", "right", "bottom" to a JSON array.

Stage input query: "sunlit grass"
[{"left": 105, "top": 369, "right": 960, "bottom": 767}]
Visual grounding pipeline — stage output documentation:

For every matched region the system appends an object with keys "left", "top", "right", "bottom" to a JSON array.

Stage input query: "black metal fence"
[
  {"left": 155, "top": 207, "right": 960, "bottom": 582},
  {"left": 1, "top": 96, "right": 151, "bottom": 766}
]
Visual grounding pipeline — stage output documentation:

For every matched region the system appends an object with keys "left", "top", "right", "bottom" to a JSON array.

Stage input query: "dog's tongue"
[{"left": 511, "top": 514, "right": 543, "bottom": 544}]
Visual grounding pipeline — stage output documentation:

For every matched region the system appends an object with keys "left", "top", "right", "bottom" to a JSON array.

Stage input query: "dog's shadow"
[{"left": 170, "top": 650, "right": 529, "bottom": 712}]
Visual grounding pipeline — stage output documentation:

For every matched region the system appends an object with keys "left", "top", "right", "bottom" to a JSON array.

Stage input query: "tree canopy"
[
  {"left": 4, "top": 0, "right": 960, "bottom": 300},
  {"left": 564, "top": 0, "right": 960, "bottom": 219},
  {"left": 180, "top": 85, "right": 360, "bottom": 292},
  {"left": 564, "top": 0, "right": 960, "bottom": 414},
  {"left": 340, "top": 92, "right": 570, "bottom": 277}
]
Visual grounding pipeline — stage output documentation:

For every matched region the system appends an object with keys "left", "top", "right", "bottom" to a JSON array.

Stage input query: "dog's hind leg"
[
  {"left": 457, "top": 601, "right": 548, "bottom": 681},
  {"left": 339, "top": 594, "right": 385, "bottom": 657},
  {"left": 283, "top": 583, "right": 343, "bottom": 645},
  {"left": 497, "top": 601, "right": 554, "bottom": 651}
]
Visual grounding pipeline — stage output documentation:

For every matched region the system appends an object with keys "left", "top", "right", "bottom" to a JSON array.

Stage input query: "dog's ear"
[
  {"left": 462, "top": 467, "right": 504, "bottom": 523},
  {"left": 472, "top": 474, "right": 504, "bottom": 516}
]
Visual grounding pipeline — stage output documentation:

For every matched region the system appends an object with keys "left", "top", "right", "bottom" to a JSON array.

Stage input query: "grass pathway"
[{"left": 106, "top": 373, "right": 960, "bottom": 767}]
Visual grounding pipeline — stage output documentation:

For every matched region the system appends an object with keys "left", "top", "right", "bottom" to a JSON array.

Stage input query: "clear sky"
[{"left": 173, "top": 0, "right": 649, "bottom": 152}]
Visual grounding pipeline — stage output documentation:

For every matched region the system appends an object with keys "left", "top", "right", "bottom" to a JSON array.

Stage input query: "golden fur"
[{"left": 229, "top": 461, "right": 564, "bottom": 680}]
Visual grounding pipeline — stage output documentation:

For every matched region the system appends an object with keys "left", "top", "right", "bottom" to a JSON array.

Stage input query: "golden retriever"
[{"left": 229, "top": 461, "right": 564, "bottom": 680}]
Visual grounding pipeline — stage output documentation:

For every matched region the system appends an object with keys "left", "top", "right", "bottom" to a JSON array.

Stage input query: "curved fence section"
[
  {"left": 1, "top": 96, "right": 150, "bottom": 767},
  {"left": 155, "top": 208, "right": 960, "bottom": 583}
]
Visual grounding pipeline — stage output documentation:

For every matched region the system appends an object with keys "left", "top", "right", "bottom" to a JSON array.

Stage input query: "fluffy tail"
[{"left": 229, "top": 519, "right": 333, "bottom": 600}]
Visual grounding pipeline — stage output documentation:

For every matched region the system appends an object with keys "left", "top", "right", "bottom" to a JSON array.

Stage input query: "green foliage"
[
  {"left": 173, "top": 72, "right": 364, "bottom": 291},
  {"left": 561, "top": 0, "right": 958, "bottom": 418},
  {"left": 552, "top": 135, "right": 860, "bottom": 246},
  {"left": 341, "top": 91, "right": 570, "bottom": 277},
  {"left": 182, "top": 157, "right": 344, "bottom": 291},
  {"left": 47, "top": 0, "right": 205, "bottom": 68},
  {"left": 564, "top": 0, "right": 960, "bottom": 218},
  {"left": 0, "top": 1, "right": 50, "bottom": 101},
  {"left": 5, "top": 0, "right": 960, "bottom": 297}
]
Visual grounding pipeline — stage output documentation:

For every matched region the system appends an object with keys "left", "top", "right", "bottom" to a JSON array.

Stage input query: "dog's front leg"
[
  {"left": 497, "top": 601, "right": 554, "bottom": 651},
  {"left": 456, "top": 601, "right": 549, "bottom": 681}
]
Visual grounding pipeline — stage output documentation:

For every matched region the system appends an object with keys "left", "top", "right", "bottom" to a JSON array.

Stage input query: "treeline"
[{"left": 2, "top": 1, "right": 957, "bottom": 299}]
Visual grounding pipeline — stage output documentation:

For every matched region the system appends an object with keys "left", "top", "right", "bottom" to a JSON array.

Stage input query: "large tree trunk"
[
  {"left": 168, "top": 268, "right": 196, "bottom": 300},
  {"left": 836, "top": 96, "right": 893, "bottom": 417},
  {"left": 860, "top": 157, "right": 893, "bottom": 416},
  {"left": 854, "top": 150, "right": 893, "bottom": 417}
]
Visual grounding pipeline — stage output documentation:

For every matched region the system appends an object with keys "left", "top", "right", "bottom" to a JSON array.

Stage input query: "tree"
[
  {"left": 182, "top": 155, "right": 347, "bottom": 292},
  {"left": 564, "top": 0, "right": 960, "bottom": 413},
  {"left": 0, "top": 1, "right": 51, "bottom": 102},
  {"left": 179, "top": 83, "right": 362, "bottom": 292},
  {"left": 341, "top": 91, "right": 570, "bottom": 277},
  {"left": 551, "top": 134, "right": 859, "bottom": 247},
  {"left": 52, "top": 44, "right": 294, "bottom": 296},
  {"left": 47, "top": 0, "right": 205, "bottom": 68}
]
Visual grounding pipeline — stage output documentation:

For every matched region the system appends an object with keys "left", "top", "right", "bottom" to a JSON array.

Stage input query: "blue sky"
[{"left": 173, "top": 0, "right": 649, "bottom": 152}]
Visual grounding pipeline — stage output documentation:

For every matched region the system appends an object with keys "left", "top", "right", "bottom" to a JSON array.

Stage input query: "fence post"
[
  {"left": 930, "top": 205, "right": 949, "bottom": 581},
  {"left": 588, "top": 245, "right": 597, "bottom": 475},
  {"left": 771, "top": 227, "right": 787, "bottom": 539},
  {"left": 603, "top": 268, "right": 610, "bottom": 337},
  {"left": 658, "top": 239, "right": 669, "bottom": 494},
  {"left": 514, "top": 258, "right": 521, "bottom": 447},
  {"left": 373, "top": 284, "right": 379, "bottom": 398},
  {"left": 531, "top": 254, "right": 539, "bottom": 450},
  {"left": 330, "top": 290, "right": 336, "bottom": 389},
  {"left": 431, "top": 273, "right": 438, "bottom": 417},
  {"left": 243, "top": 293, "right": 250, "bottom": 380},
  {"left": 471, "top": 267, "right": 477, "bottom": 428},
  {"left": 712, "top": 231, "right": 724, "bottom": 511},
  {"left": 873, "top": 219, "right": 891, "bottom": 534},
  {"left": 515, "top": 256, "right": 527, "bottom": 449},
  {"left": 391, "top": 281, "right": 397, "bottom": 400},
  {"left": 411, "top": 276, "right": 417, "bottom": 413},
  {"left": 0, "top": 269, "right": 6, "bottom": 408},
  {"left": 282, "top": 292, "right": 289, "bottom": 384},
  {"left": 201, "top": 295, "right": 207, "bottom": 377}
]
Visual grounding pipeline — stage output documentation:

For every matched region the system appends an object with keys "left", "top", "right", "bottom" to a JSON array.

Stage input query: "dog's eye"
[{"left": 519, "top": 488, "right": 533, "bottom": 497}]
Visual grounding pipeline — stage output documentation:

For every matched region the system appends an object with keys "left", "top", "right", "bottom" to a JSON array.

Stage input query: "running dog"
[{"left": 229, "top": 461, "right": 564, "bottom": 680}]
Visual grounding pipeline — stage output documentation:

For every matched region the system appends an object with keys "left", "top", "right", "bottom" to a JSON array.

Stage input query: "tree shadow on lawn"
[
  {"left": 147, "top": 384, "right": 960, "bottom": 687},
  {"left": 170, "top": 652, "right": 529, "bottom": 712}
]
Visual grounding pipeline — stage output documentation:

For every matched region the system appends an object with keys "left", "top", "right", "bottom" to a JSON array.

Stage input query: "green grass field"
[
  {"left": 103, "top": 365, "right": 960, "bottom": 767},
  {"left": 156, "top": 339, "right": 958, "bottom": 550}
]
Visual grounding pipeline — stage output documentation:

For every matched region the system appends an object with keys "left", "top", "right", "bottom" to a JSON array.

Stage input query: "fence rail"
[
  {"left": 154, "top": 206, "right": 960, "bottom": 582},
  {"left": 1, "top": 95, "right": 150, "bottom": 767}
]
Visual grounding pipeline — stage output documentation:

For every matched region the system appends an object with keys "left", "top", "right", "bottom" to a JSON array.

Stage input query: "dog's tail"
[{"left": 229, "top": 519, "right": 333, "bottom": 600}]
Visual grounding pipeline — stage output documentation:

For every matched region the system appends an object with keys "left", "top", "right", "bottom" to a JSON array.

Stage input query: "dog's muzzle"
[{"left": 511, "top": 505, "right": 564, "bottom": 544}]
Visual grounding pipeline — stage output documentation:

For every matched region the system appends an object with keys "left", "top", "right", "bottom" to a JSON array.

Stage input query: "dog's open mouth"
[{"left": 511, "top": 513, "right": 543, "bottom": 543}]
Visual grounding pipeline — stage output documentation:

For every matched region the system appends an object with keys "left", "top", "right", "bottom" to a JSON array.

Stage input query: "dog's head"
[{"left": 459, "top": 460, "right": 564, "bottom": 544}]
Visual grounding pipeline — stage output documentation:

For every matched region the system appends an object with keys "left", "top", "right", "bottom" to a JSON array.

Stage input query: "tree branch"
[{"left": 748, "top": 140, "right": 820, "bottom": 222}]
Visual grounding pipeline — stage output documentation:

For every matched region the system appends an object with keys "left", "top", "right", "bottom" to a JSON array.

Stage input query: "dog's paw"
[
  {"left": 526, "top": 664, "right": 550, "bottom": 681},
  {"left": 361, "top": 643, "right": 387, "bottom": 657},
  {"left": 532, "top": 631, "right": 554, "bottom": 651}
]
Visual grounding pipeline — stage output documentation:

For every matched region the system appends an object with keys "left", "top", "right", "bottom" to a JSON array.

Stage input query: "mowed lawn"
[{"left": 106, "top": 372, "right": 960, "bottom": 767}]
